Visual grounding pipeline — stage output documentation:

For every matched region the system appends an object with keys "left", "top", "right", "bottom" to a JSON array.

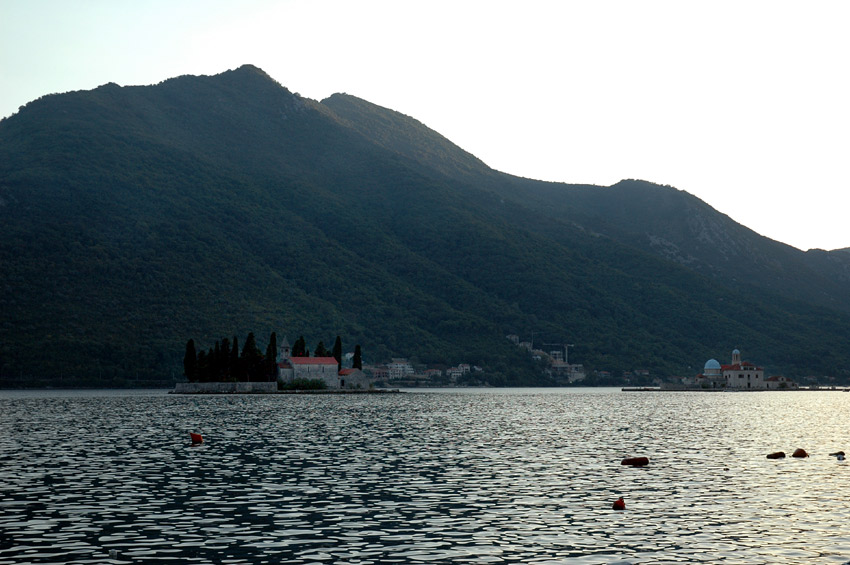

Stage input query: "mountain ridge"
[{"left": 1, "top": 65, "right": 848, "bottom": 386}]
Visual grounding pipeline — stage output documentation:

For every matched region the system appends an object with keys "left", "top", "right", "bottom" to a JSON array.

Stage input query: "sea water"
[{"left": 1, "top": 388, "right": 849, "bottom": 564}]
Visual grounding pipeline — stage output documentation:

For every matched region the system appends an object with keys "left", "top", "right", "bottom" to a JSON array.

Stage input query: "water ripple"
[{"left": 1, "top": 388, "right": 850, "bottom": 563}]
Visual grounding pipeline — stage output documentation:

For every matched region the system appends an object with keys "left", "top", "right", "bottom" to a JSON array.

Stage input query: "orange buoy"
[
  {"left": 791, "top": 448, "right": 808, "bottom": 458},
  {"left": 621, "top": 456, "right": 649, "bottom": 467},
  {"left": 766, "top": 451, "right": 786, "bottom": 459},
  {"left": 612, "top": 496, "right": 625, "bottom": 510},
  {"left": 190, "top": 432, "right": 203, "bottom": 444}
]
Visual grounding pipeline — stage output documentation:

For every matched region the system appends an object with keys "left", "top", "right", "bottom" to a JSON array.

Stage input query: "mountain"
[{"left": 1, "top": 64, "right": 848, "bottom": 387}]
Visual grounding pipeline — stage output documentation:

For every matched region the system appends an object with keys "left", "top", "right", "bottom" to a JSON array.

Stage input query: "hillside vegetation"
[{"left": 1, "top": 65, "right": 848, "bottom": 387}]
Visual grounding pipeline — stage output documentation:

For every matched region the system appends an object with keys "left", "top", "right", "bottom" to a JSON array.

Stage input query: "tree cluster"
[
  {"left": 183, "top": 332, "right": 278, "bottom": 383},
  {"left": 291, "top": 334, "right": 358, "bottom": 372},
  {"left": 184, "top": 332, "right": 362, "bottom": 383}
]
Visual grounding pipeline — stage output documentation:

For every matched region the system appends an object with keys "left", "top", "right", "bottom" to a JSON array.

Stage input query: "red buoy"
[
  {"left": 612, "top": 496, "right": 625, "bottom": 510},
  {"left": 190, "top": 432, "right": 203, "bottom": 444},
  {"left": 792, "top": 448, "right": 808, "bottom": 458},
  {"left": 766, "top": 451, "right": 786, "bottom": 459},
  {"left": 621, "top": 457, "right": 649, "bottom": 467}
]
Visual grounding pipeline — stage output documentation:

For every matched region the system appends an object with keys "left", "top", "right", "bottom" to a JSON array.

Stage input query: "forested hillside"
[{"left": 1, "top": 65, "right": 848, "bottom": 387}]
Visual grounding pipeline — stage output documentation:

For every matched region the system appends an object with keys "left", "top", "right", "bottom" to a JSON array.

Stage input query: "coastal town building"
[
  {"left": 387, "top": 358, "right": 415, "bottom": 380},
  {"left": 764, "top": 375, "right": 797, "bottom": 389},
  {"left": 549, "top": 361, "right": 587, "bottom": 383},
  {"left": 369, "top": 366, "right": 390, "bottom": 381}
]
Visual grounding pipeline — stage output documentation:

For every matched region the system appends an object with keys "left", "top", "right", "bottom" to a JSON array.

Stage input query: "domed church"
[
  {"left": 676, "top": 348, "right": 796, "bottom": 390},
  {"left": 691, "top": 357, "right": 727, "bottom": 389},
  {"left": 686, "top": 349, "right": 765, "bottom": 389}
]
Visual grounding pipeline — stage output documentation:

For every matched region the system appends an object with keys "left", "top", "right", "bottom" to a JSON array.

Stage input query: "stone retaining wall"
[{"left": 173, "top": 382, "right": 278, "bottom": 394}]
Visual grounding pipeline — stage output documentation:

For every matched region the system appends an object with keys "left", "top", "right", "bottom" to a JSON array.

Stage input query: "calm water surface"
[{"left": 1, "top": 388, "right": 849, "bottom": 564}]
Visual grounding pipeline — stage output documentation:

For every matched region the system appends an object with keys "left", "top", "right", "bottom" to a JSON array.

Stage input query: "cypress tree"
[
  {"left": 333, "top": 335, "right": 342, "bottom": 371},
  {"left": 220, "top": 338, "right": 231, "bottom": 381},
  {"left": 231, "top": 336, "right": 241, "bottom": 382},
  {"left": 292, "top": 335, "right": 306, "bottom": 357},
  {"left": 196, "top": 349, "right": 208, "bottom": 383},
  {"left": 213, "top": 341, "right": 221, "bottom": 382},
  {"left": 314, "top": 340, "right": 330, "bottom": 358},
  {"left": 183, "top": 339, "right": 197, "bottom": 382},
  {"left": 353, "top": 344, "right": 362, "bottom": 370},
  {"left": 242, "top": 332, "right": 264, "bottom": 381},
  {"left": 266, "top": 332, "right": 278, "bottom": 381},
  {"left": 205, "top": 348, "right": 214, "bottom": 382}
]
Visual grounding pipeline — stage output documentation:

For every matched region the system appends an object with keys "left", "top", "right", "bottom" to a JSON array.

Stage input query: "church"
[
  {"left": 710, "top": 349, "right": 764, "bottom": 389},
  {"left": 276, "top": 336, "right": 372, "bottom": 389},
  {"left": 691, "top": 349, "right": 796, "bottom": 390}
]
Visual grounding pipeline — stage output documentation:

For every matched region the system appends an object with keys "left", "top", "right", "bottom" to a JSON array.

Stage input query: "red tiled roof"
[
  {"left": 289, "top": 356, "right": 338, "bottom": 365},
  {"left": 722, "top": 363, "right": 762, "bottom": 371},
  {"left": 339, "top": 368, "right": 358, "bottom": 375}
]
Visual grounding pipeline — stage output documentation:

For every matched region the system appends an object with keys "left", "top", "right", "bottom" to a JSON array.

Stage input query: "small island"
[
  {"left": 174, "top": 332, "right": 391, "bottom": 394},
  {"left": 651, "top": 348, "right": 799, "bottom": 391}
]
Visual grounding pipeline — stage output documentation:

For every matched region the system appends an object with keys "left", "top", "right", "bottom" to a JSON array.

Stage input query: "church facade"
[{"left": 719, "top": 349, "right": 765, "bottom": 389}]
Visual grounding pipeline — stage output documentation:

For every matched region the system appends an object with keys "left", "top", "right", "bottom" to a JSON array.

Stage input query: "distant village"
[
  {"left": 505, "top": 334, "right": 588, "bottom": 384},
  {"left": 271, "top": 337, "right": 797, "bottom": 390}
]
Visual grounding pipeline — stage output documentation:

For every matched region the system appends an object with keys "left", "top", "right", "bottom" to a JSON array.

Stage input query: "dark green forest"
[{"left": 1, "top": 65, "right": 849, "bottom": 387}]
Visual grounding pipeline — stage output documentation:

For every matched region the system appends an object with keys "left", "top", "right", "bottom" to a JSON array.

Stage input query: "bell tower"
[
  {"left": 279, "top": 336, "right": 291, "bottom": 362},
  {"left": 732, "top": 348, "right": 741, "bottom": 365}
]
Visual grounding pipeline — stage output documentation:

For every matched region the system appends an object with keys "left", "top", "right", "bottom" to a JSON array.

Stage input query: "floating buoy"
[
  {"left": 792, "top": 448, "right": 808, "bottom": 458},
  {"left": 766, "top": 451, "right": 786, "bottom": 459},
  {"left": 621, "top": 456, "right": 649, "bottom": 467},
  {"left": 612, "top": 496, "right": 626, "bottom": 510},
  {"left": 190, "top": 432, "right": 203, "bottom": 444},
  {"left": 108, "top": 549, "right": 119, "bottom": 559},
  {"left": 830, "top": 451, "right": 845, "bottom": 461}
]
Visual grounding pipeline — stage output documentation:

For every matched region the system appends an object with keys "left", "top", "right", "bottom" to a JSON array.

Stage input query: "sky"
[{"left": 2, "top": 0, "right": 848, "bottom": 251}]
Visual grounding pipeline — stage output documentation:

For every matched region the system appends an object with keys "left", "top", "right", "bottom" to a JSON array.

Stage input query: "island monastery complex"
[{"left": 684, "top": 349, "right": 797, "bottom": 390}]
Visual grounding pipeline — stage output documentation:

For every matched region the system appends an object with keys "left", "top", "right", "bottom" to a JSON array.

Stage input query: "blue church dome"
[{"left": 705, "top": 359, "right": 721, "bottom": 371}]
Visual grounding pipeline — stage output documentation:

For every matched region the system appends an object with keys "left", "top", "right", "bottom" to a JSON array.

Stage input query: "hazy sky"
[{"left": 2, "top": 0, "right": 848, "bottom": 251}]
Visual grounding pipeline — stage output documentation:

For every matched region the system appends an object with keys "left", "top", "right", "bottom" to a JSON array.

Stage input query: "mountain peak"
[{"left": 225, "top": 64, "right": 274, "bottom": 81}]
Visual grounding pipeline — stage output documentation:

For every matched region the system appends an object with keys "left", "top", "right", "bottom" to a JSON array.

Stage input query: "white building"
[
  {"left": 722, "top": 349, "right": 765, "bottom": 389},
  {"left": 387, "top": 358, "right": 414, "bottom": 380},
  {"left": 765, "top": 375, "right": 797, "bottom": 389}
]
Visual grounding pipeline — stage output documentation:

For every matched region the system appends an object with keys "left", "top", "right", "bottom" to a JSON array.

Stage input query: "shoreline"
[
  {"left": 169, "top": 388, "right": 402, "bottom": 395},
  {"left": 622, "top": 386, "right": 847, "bottom": 392}
]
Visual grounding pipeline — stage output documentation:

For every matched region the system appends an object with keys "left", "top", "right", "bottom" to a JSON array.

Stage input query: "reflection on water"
[{"left": 1, "top": 388, "right": 850, "bottom": 563}]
